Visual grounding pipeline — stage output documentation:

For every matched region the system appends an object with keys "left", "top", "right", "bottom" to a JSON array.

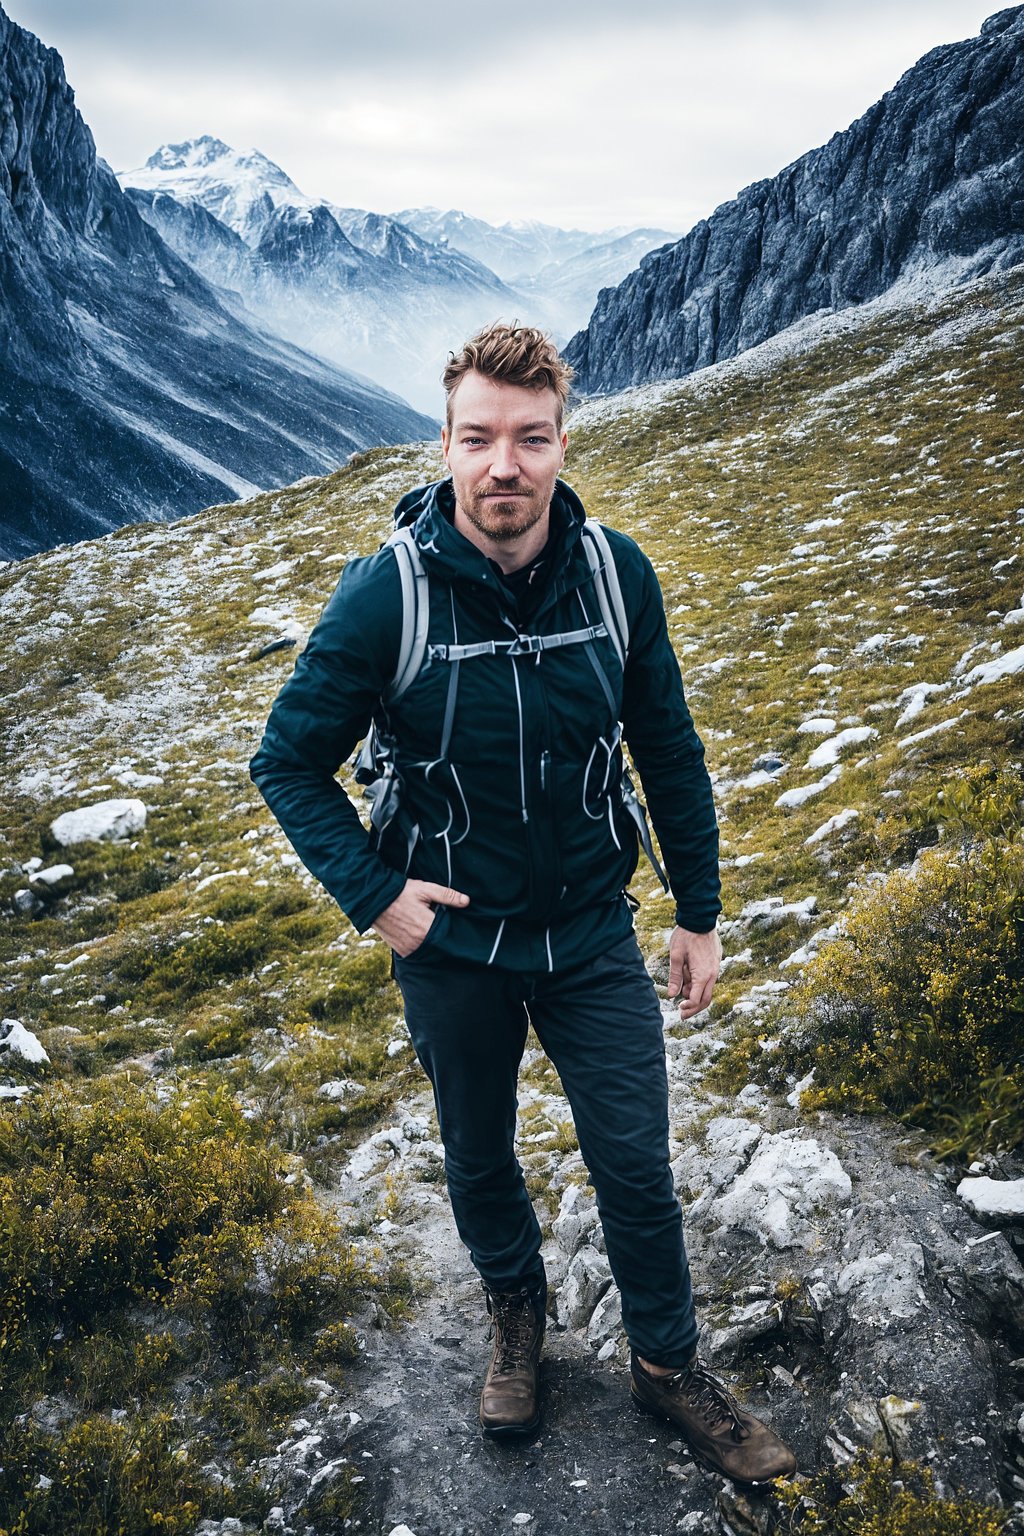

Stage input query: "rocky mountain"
[
  {"left": 123, "top": 143, "right": 677, "bottom": 407},
  {"left": 0, "top": 10, "right": 434, "bottom": 564},
  {"left": 121, "top": 139, "right": 517, "bottom": 414},
  {"left": 566, "top": 6, "right": 1024, "bottom": 393},
  {"left": 389, "top": 206, "right": 647, "bottom": 282},
  {"left": 393, "top": 205, "right": 679, "bottom": 335},
  {"left": 2, "top": 254, "right": 1023, "bottom": 1531}
]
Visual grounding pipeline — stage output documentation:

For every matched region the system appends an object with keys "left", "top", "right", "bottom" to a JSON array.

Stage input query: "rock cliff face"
[
  {"left": 0, "top": 8, "right": 435, "bottom": 562},
  {"left": 566, "top": 7, "right": 1024, "bottom": 393}
]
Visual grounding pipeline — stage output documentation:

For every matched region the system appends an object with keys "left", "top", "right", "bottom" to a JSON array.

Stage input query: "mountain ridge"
[
  {"left": 566, "top": 5, "right": 1024, "bottom": 393},
  {"left": 0, "top": 8, "right": 435, "bottom": 563}
]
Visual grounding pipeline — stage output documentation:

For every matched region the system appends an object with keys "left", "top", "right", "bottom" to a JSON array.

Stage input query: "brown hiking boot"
[
  {"left": 630, "top": 1349, "right": 797, "bottom": 1485},
  {"left": 479, "top": 1280, "right": 546, "bottom": 1439}
]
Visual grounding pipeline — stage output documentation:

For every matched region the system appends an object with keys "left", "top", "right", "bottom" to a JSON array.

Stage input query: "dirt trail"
[{"left": 327, "top": 1089, "right": 757, "bottom": 1536}]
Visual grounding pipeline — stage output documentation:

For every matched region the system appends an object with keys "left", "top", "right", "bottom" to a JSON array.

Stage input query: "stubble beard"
[{"left": 458, "top": 482, "right": 549, "bottom": 545}]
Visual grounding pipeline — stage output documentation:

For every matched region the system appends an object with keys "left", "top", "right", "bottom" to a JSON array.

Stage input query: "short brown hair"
[{"left": 443, "top": 322, "right": 574, "bottom": 430}]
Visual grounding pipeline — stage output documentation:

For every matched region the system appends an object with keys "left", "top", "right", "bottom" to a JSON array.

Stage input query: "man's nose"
[{"left": 489, "top": 442, "right": 520, "bottom": 480}]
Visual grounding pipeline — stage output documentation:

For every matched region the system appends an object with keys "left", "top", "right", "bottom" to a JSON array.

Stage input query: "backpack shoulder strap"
[
  {"left": 581, "top": 520, "right": 629, "bottom": 670},
  {"left": 383, "top": 525, "right": 431, "bottom": 703}
]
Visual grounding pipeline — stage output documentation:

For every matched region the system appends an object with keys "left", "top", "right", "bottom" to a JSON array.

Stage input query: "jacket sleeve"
[
  {"left": 247, "top": 552, "right": 407, "bottom": 933},
  {"left": 616, "top": 538, "right": 723, "bottom": 933}
]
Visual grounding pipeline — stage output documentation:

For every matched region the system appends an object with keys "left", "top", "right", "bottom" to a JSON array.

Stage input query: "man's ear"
[
  {"left": 440, "top": 423, "right": 450, "bottom": 459},
  {"left": 559, "top": 429, "right": 568, "bottom": 465}
]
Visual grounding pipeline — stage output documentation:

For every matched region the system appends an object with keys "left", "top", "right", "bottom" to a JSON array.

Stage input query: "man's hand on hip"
[
  {"left": 667, "top": 924, "right": 721, "bottom": 1020},
  {"left": 372, "top": 879, "right": 470, "bottom": 957}
]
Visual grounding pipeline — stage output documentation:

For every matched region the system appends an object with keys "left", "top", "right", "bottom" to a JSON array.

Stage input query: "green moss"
[{"left": 775, "top": 1450, "right": 1007, "bottom": 1535}]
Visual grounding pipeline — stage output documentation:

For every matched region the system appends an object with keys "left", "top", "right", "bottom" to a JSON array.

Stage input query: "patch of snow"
[
  {"left": 806, "top": 727, "right": 876, "bottom": 770},
  {"left": 804, "top": 808, "right": 860, "bottom": 845},
  {"left": 959, "top": 644, "right": 1024, "bottom": 689},
  {"left": 797, "top": 717, "right": 837, "bottom": 734},
  {"left": 776, "top": 766, "right": 842, "bottom": 808},
  {"left": 0, "top": 1019, "right": 50, "bottom": 1064},
  {"left": 897, "top": 711, "right": 971, "bottom": 749},
  {"left": 895, "top": 680, "right": 949, "bottom": 725}
]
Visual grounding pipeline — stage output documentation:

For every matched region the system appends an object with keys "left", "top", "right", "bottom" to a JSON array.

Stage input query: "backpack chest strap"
[{"left": 427, "top": 621, "right": 608, "bottom": 663}]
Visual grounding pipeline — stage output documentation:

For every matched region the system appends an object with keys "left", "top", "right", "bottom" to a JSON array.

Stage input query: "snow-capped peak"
[{"left": 120, "top": 136, "right": 308, "bottom": 243}]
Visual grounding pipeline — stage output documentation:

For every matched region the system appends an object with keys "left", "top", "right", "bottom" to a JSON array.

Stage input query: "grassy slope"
[{"left": 0, "top": 259, "right": 1021, "bottom": 1530}]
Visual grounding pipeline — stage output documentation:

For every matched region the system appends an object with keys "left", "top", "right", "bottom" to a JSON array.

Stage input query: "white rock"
[
  {"left": 317, "top": 1078, "right": 366, "bottom": 1102},
  {"left": 713, "top": 1130, "right": 852, "bottom": 1249},
  {"left": 797, "top": 717, "right": 837, "bottom": 734},
  {"left": 388, "top": 1527, "right": 418, "bottom": 1536},
  {"left": 0, "top": 1085, "right": 32, "bottom": 1100},
  {"left": 557, "top": 1246, "right": 612, "bottom": 1329},
  {"left": 707, "top": 1298, "right": 784, "bottom": 1362},
  {"left": 50, "top": 798, "right": 147, "bottom": 846},
  {"left": 787, "top": 1070, "right": 816, "bottom": 1107},
  {"left": 956, "top": 1175, "right": 1024, "bottom": 1223},
  {"left": 837, "top": 1242, "right": 926, "bottom": 1323},
  {"left": 587, "top": 1284, "right": 622, "bottom": 1347},
  {"left": 0, "top": 1019, "right": 49, "bottom": 1064},
  {"left": 27, "top": 863, "right": 75, "bottom": 894},
  {"left": 553, "top": 1184, "right": 586, "bottom": 1256}
]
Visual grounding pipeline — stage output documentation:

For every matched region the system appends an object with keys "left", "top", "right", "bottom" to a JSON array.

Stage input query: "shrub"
[
  {"left": 0, "top": 1411, "right": 222, "bottom": 1536},
  {"left": 790, "top": 834, "right": 1024, "bottom": 1156},
  {"left": 0, "top": 1080, "right": 285, "bottom": 1385}
]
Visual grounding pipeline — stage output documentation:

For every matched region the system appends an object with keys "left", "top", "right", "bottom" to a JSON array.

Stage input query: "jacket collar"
[{"left": 393, "top": 477, "right": 591, "bottom": 613}]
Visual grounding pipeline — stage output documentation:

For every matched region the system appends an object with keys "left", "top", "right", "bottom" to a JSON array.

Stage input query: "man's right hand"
[{"left": 371, "top": 879, "right": 470, "bottom": 957}]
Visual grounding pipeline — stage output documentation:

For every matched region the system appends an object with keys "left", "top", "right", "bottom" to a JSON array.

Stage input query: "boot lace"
[
  {"left": 487, "top": 1289, "right": 538, "bottom": 1375},
  {"left": 664, "top": 1358, "right": 750, "bottom": 1439}
]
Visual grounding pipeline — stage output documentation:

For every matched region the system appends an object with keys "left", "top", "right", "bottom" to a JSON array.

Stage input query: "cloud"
[{"left": 9, "top": 0, "right": 1000, "bottom": 230}]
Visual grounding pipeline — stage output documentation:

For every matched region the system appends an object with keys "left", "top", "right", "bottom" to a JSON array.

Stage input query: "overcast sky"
[{"left": 9, "top": 1, "right": 1001, "bottom": 233}]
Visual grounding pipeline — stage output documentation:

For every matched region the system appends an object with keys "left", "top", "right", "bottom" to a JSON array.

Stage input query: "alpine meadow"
[{"left": 2, "top": 255, "right": 1023, "bottom": 1532}]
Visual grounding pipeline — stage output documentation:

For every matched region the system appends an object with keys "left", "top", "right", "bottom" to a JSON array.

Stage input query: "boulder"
[
  {"left": 712, "top": 1130, "right": 852, "bottom": 1249},
  {"left": 50, "top": 798, "right": 147, "bottom": 846}
]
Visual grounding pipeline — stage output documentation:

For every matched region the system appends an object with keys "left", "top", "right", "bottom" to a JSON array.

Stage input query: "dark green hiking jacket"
[{"left": 248, "top": 477, "right": 721, "bottom": 971}]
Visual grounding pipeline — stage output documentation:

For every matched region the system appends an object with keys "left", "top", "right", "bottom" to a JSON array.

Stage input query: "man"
[{"left": 248, "top": 323, "right": 796, "bottom": 1485}]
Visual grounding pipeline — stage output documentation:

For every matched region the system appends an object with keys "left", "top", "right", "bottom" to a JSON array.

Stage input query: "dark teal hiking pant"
[{"left": 392, "top": 931, "right": 699, "bottom": 1368}]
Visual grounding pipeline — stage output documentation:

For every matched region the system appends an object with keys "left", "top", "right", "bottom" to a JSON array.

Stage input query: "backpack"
[{"left": 353, "top": 519, "right": 669, "bottom": 893}]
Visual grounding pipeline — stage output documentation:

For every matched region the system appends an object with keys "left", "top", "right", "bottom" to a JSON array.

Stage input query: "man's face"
[{"left": 441, "top": 370, "right": 567, "bottom": 550}]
